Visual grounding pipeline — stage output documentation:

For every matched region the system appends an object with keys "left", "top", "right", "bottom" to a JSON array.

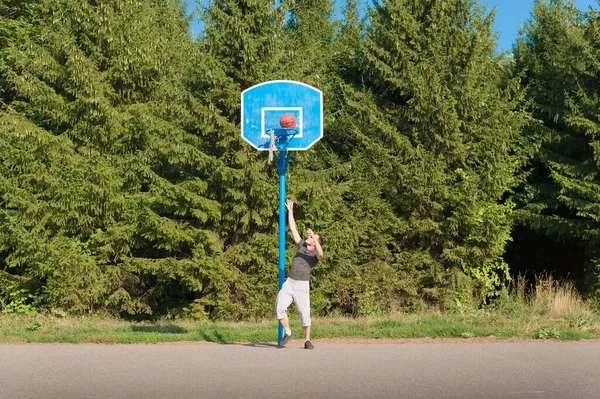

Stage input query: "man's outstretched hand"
[{"left": 286, "top": 199, "right": 301, "bottom": 244}]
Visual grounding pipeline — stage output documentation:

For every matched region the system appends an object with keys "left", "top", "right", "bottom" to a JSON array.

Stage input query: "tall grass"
[
  {"left": 490, "top": 274, "right": 596, "bottom": 339},
  {"left": 540, "top": 277, "right": 589, "bottom": 316},
  {"left": 496, "top": 275, "right": 592, "bottom": 317}
]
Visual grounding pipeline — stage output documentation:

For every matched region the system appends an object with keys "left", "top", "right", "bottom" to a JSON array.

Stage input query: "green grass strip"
[{"left": 1, "top": 311, "right": 599, "bottom": 344}]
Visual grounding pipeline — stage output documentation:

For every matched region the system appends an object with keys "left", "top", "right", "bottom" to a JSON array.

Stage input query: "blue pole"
[{"left": 277, "top": 151, "right": 290, "bottom": 345}]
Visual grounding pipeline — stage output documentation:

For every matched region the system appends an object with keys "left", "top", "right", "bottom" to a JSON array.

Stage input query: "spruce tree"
[
  {"left": 512, "top": 0, "right": 600, "bottom": 301},
  {"left": 190, "top": 0, "right": 289, "bottom": 319},
  {"left": 343, "top": 0, "right": 530, "bottom": 303},
  {"left": 281, "top": 0, "right": 335, "bottom": 83},
  {"left": 279, "top": 0, "right": 403, "bottom": 315},
  {"left": 194, "top": 0, "right": 363, "bottom": 318},
  {"left": 1, "top": 0, "right": 219, "bottom": 315}
]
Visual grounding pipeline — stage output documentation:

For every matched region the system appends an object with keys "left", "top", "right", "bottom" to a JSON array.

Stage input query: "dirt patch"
[
  {"left": 153, "top": 336, "right": 600, "bottom": 345},
  {"left": 312, "top": 337, "right": 539, "bottom": 344},
  {"left": 4, "top": 337, "right": 600, "bottom": 346}
]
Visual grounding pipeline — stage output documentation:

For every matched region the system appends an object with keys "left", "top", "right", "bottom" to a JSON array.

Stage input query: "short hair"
[{"left": 317, "top": 235, "right": 324, "bottom": 246}]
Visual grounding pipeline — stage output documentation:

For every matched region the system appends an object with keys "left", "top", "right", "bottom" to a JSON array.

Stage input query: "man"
[{"left": 276, "top": 199, "right": 324, "bottom": 349}]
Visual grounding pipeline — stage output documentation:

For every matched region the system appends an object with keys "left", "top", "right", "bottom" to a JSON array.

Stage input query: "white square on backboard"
[{"left": 261, "top": 107, "right": 303, "bottom": 138}]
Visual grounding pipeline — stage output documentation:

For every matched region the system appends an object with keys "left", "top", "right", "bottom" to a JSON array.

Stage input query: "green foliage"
[
  {"left": 512, "top": 0, "right": 600, "bottom": 301},
  {"left": 337, "top": 0, "right": 530, "bottom": 300},
  {"left": 1, "top": 0, "right": 220, "bottom": 316},
  {"left": 534, "top": 326, "right": 560, "bottom": 339},
  {"left": 1, "top": 281, "right": 37, "bottom": 315},
  {"left": 24, "top": 322, "right": 42, "bottom": 331},
  {"left": 0, "top": 270, "right": 39, "bottom": 315},
  {"left": 2, "top": 0, "right": 597, "bottom": 320}
]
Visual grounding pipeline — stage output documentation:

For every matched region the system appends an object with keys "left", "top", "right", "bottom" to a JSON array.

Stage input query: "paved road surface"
[{"left": 1, "top": 341, "right": 599, "bottom": 399}]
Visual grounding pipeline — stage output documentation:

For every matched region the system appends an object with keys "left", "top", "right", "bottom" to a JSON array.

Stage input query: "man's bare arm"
[
  {"left": 313, "top": 236, "right": 324, "bottom": 260},
  {"left": 286, "top": 199, "right": 301, "bottom": 244},
  {"left": 307, "top": 228, "right": 324, "bottom": 260}
]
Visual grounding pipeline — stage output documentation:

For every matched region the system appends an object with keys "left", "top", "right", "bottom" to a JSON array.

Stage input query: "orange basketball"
[{"left": 279, "top": 114, "right": 297, "bottom": 129}]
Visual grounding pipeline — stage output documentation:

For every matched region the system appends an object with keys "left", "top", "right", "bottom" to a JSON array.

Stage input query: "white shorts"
[{"left": 276, "top": 278, "right": 311, "bottom": 326}]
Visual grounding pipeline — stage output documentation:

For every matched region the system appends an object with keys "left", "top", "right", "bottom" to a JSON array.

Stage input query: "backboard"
[{"left": 241, "top": 80, "right": 323, "bottom": 151}]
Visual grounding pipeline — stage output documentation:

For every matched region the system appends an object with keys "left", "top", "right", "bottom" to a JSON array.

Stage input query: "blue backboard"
[{"left": 241, "top": 81, "right": 323, "bottom": 151}]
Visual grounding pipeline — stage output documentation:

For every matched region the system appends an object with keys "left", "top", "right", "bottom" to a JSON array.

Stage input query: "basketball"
[{"left": 280, "top": 114, "right": 297, "bottom": 129}]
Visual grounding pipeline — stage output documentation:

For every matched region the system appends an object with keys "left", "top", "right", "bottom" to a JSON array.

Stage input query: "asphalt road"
[{"left": 1, "top": 341, "right": 599, "bottom": 399}]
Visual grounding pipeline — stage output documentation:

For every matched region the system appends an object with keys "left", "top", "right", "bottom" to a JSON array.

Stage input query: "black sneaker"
[
  {"left": 304, "top": 340, "right": 314, "bottom": 349},
  {"left": 279, "top": 333, "right": 293, "bottom": 347}
]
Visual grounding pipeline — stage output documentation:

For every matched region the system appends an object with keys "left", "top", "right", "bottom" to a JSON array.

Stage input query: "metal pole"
[{"left": 277, "top": 151, "right": 290, "bottom": 345}]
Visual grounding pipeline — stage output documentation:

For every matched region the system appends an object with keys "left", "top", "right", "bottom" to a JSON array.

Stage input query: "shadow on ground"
[
  {"left": 242, "top": 342, "right": 279, "bottom": 348},
  {"left": 198, "top": 331, "right": 279, "bottom": 348},
  {"left": 194, "top": 327, "right": 279, "bottom": 348},
  {"left": 216, "top": 341, "right": 279, "bottom": 349},
  {"left": 131, "top": 325, "right": 188, "bottom": 334}
]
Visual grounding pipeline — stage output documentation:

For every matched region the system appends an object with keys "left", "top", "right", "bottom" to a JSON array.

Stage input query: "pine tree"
[
  {"left": 194, "top": 0, "right": 369, "bottom": 318},
  {"left": 512, "top": 0, "right": 600, "bottom": 301},
  {"left": 1, "top": 0, "right": 219, "bottom": 314},
  {"left": 281, "top": 0, "right": 335, "bottom": 83},
  {"left": 189, "top": 0, "right": 290, "bottom": 319},
  {"left": 343, "top": 0, "right": 530, "bottom": 303}
]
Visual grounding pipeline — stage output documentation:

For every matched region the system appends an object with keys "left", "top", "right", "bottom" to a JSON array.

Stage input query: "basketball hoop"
[{"left": 239, "top": 80, "right": 323, "bottom": 347}]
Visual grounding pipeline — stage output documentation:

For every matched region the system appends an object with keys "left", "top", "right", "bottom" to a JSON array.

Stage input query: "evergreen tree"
[
  {"left": 190, "top": 0, "right": 289, "bottom": 319},
  {"left": 281, "top": 0, "right": 335, "bottom": 84},
  {"left": 342, "top": 0, "right": 530, "bottom": 303},
  {"left": 194, "top": 0, "right": 377, "bottom": 318},
  {"left": 1, "top": 0, "right": 554, "bottom": 319},
  {"left": 512, "top": 0, "right": 600, "bottom": 302},
  {"left": 1, "top": 0, "right": 219, "bottom": 315}
]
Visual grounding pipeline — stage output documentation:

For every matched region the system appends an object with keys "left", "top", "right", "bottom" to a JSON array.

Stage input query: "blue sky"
[
  {"left": 489, "top": 0, "right": 597, "bottom": 52},
  {"left": 187, "top": 0, "right": 598, "bottom": 53}
]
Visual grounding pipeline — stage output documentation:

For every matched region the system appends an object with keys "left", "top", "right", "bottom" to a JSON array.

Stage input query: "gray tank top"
[{"left": 288, "top": 240, "right": 320, "bottom": 281}]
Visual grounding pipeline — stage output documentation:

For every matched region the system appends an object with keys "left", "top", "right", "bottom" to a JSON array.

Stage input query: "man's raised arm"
[
  {"left": 307, "top": 228, "right": 324, "bottom": 260},
  {"left": 313, "top": 235, "right": 323, "bottom": 260},
  {"left": 285, "top": 199, "right": 301, "bottom": 244}
]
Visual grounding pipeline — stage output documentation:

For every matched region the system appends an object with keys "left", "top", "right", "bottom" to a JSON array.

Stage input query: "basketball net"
[{"left": 268, "top": 129, "right": 276, "bottom": 163}]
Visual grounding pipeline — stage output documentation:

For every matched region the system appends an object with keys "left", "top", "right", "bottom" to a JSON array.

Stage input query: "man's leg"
[
  {"left": 279, "top": 316, "right": 292, "bottom": 334},
  {"left": 276, "top": 279, "right": 294, "bottom": 346},
  {"left": 295, "top": 282, "right": 314, "bottom": 349},
  {"left": 276, "top": 280, "right": 294, "bottom": 331},
  {"left": 302, "top": 325, "right": 311, "bottom": 341}
]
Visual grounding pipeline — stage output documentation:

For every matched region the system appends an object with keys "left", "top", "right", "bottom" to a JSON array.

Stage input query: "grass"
[{"left": 1, "top": 276, "right": 599, "bottom": 344}]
